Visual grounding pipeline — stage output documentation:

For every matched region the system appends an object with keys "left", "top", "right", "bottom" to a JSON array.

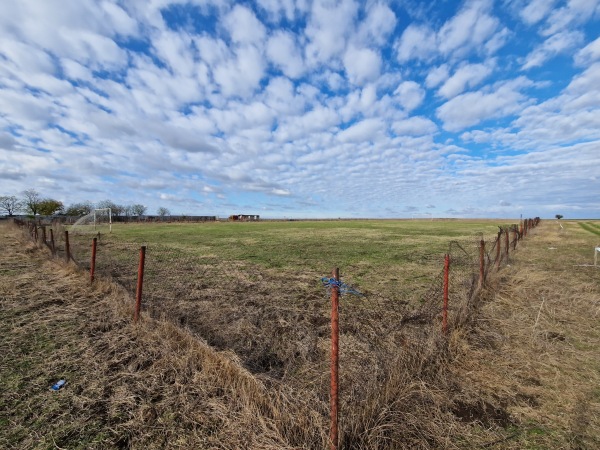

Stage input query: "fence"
[{"left": 13, "top": 216, "right": 541, "bottom": 449}]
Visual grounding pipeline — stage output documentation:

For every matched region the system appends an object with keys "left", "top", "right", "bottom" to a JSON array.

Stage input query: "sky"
[{"left": 1, "top": 0, "right": 599, "bottom": 219}]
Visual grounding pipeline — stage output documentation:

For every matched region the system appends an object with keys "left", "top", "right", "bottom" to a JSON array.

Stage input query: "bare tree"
[
  {"left": 157, "top": 206, "right": 170, "bottom": 217},
  {"left": 22, "top": 189, "right": 42, "bottom": 216},
  {"left": 0, "top": 195, "right": 22, "bottom": 216},
  {"left": 131, "top": 204, "right": 147, "bottom": 219}
]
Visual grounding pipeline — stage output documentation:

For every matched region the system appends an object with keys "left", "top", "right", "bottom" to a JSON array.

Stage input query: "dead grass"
[{"left": 2, "top": 219, "right": 599, "bottom": 449}]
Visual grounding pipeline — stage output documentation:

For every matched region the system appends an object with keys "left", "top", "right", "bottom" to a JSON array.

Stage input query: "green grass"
[
  {"left": 103, "top": 220, "right": 509, "bottom": 272},
  {"left": 578, "top": 222, "right": 600, "bottom": 237}
]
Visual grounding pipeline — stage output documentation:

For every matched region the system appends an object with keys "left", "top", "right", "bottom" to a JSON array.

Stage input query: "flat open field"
[{"left": 3, "top": 219, "right": 599, "bottom": 448}]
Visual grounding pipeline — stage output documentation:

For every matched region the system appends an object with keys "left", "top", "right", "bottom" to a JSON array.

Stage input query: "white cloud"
[
  {"left": 266, "top": 31, "right": 305, "bottom": 78},
  {"left": 425, "top": 64, "right": 450, "bottom": 88},
  {"left": 542, "top": 0, "right": 600, "bottom": 36},
  {"left": 256, "top": 0, "right": 297, "bottom": 22},
  {"left": 436, "top": 78, "right": 532, "bottom": 131},
  {"left": 392, "top": 116, "right": 438, "bottom": 136},
  {"left": 337, "top": 118, "right": 385, "bottom": 143},
  {"left": 437, "top": 0, "right": 501, "bottom": 57},
  {"left": 519, "top": 0, "right": 559, "bottom": 25},
  {"left": 574, "top": 36, "right": 600, "bottom": 66},
  {"left": 396, "top": 24, "right": 437, "bottom": 62},
  {"left": 304, "top": 0, "right": 358, "bottom": 67},
  {"left": 438, "top": 61, "right": 494, "bottom": 98},
  {"left": 213, "top": 45, "right": 265, "bottom": 98},
  {"left": 394, "top": 81, "right": 425, "bottom": 111},
  {"left": 522, "top": 30, "right": 584, "bottom": 70},
  {"left": 222, "top": 5, "right": 267, "bottom": 45},
  {"left": 358, "top": 2, "right": 397, "bottom": 45},
  {"left": 343, "top": 46, "right": 382, "bottom": 85}
]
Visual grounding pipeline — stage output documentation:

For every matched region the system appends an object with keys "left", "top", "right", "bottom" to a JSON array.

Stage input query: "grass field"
[
  {"left": 106, "top": 219, "right": 511, "bottom": 269},
  {"left": 4, "top": 218, "right": 599, "bottom": 448}
]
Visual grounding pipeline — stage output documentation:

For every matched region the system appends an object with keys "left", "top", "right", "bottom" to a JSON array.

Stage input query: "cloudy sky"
[{"left": 1, "top": 0, "right": 599, "bottom": 218}]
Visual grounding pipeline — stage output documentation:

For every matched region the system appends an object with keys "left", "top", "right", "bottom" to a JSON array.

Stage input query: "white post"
[
  {"left": 109, "top": 208, "right": 112, "bottom": 233},
  {"left": 93, "top": 210, "right": 97, "bottom": 230},
  {"left": 595, "top": 246, "right": 600, "bottom": 266}
]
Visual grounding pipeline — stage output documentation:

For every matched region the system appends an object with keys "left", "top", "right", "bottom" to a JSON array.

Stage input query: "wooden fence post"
[
  {"left": 495, "top": 230, "right": 502, "bottom": 270},
  {"left": 64, "top": 230, "right": 70, "bottom": 262},
  {"left": 134, "top": 246, "right": 146, "bottom": 323},
  {"left": 90, "top": 237, "right": 97, "bottom": 283},
  {"left": 50, "top": 229, "right": 55, "bottom": 254}
]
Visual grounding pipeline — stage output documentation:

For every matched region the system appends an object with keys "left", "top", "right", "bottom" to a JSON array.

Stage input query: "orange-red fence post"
[
  {"left": 330, "top": 267, "right": 340, "bottom": 450},
  {"left": 443, "top": 254, "right": 449, "bottom": 335},
  {"left": 90, "top": 237, "right": 97, "bottom": 283},
  {"left": 513, "top": 227, "right": 518, "bottom": 250},
  {"left": 64, "top": 230, "right": 70, "bottom": 262},
  {"left": 134, "top": 246, "right": 146, "bottom": 323},
  {"left": 479, "top": 239, "right": 485, "bottom": 289}
]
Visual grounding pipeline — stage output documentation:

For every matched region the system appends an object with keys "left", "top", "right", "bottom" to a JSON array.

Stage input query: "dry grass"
[{"left": 2, "top": 219, "right": 599, "bottom": 449}]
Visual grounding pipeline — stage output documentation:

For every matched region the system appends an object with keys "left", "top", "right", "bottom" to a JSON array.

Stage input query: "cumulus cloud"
[
  {"left": 396, "top": 24, "right": 437, "bottom": 62},
  {"left": 394, "top": 81, "right": 426, "bottom": 111},
  {"left": 0, "top": 0, "right": 598, "bottom": 218},
  {"left": 436, "top": 78, "right": 532, "bottom": 131},
  {"left": 437, "top": 61, "right": 494, "bottom": 98},
  {"left": 574, "top": 36, "right": 600, "bottom": 67},
  {"left": 392, "top": 116, "right": 438, "bottom": 136},
  {"left": 343, "top": 46, "right": 381, "bottom": 85},
  {"left": 266, "top": 31, "right": 305, "bottom": 78},
  {"left": 522, "top": 30, "right": 584, "bottom": 70}
]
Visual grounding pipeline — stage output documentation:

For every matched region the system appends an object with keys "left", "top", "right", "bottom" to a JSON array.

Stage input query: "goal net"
[{"left": 70, "top": 208, "right": 112, "bottom": 234}]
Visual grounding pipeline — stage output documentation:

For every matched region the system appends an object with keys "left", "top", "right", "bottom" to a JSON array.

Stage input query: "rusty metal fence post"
[
  {"left": 330, "top": 267, "right": 340, "bottom": 450},
  {"left": 442, "top": 254, "right": 449, "bottom": 335},
  {"left": 64, "top": 230, "right": 71, "bottom": 262},
  {"left": 41, "top": 226, "right": 47, "bottom": 246},
  {"left": 134, "top": 246, "right": 146, "bottom": 323},
  {"left": 90, "top": 237, "right": 97, "bottom": 283}
]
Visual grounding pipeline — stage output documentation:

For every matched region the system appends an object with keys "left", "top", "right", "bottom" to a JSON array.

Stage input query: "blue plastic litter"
[
  {"left": 51, "top": 380, "right": 66, "bottom": 391},
  {"left": 321, "top": 277, "right": 364, "bottom": 296}
]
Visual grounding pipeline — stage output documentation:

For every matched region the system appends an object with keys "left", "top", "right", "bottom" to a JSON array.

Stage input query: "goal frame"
[{"left": 93, "top": 208, "right": 112, "bottom": 233}]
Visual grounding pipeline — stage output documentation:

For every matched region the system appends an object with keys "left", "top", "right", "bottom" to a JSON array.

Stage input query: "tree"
[
  {"left": 0, "top": 195, "right": 22, "bottom": 216},
  {"left": 555, "top": 214, "right": 563, "bottom": 220},
  {"left": 131, "top": 204, "right": 147, "bottom": 218},
  {"left": 38, "top": 199, "right": 64, "bottom": 216},
  {"left": 157, "top": 207, "right": 170, "bottom": 217},
  {"left": 65, "top": 201, "right": 94, "bottom": 216},
  {"left": 22, "top": 189, "right": 42, "bottom": 216},
  {"left": 97, "top": 200, "right": 123, "bottom": 216}
]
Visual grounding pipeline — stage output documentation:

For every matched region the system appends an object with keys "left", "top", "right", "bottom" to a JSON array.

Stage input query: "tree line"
[{"left": 0, "top": 189, "right": 170, "bottom": 218}]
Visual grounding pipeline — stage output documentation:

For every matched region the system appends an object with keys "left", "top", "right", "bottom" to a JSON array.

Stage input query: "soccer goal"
[
  {"left": 70, "top": 208, "right": 112, "bottom": 234},
  {"left": 93, "top": 208, "right": 112, "bottom": 232}
]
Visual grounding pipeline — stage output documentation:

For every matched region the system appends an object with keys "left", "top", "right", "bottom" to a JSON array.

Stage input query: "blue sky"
[{"left": 1, "top": 0, "right": 599, "bottom": 219}]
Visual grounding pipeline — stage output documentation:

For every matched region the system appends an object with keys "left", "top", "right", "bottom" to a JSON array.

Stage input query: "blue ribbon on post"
[{"left": 321, "top": 277, "right": 364, "bottom": 296}]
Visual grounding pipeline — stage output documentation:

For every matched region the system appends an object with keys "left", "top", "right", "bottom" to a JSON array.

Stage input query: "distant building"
[{"left": 228, "top": 214, "right": 260, "bottom": 221}]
